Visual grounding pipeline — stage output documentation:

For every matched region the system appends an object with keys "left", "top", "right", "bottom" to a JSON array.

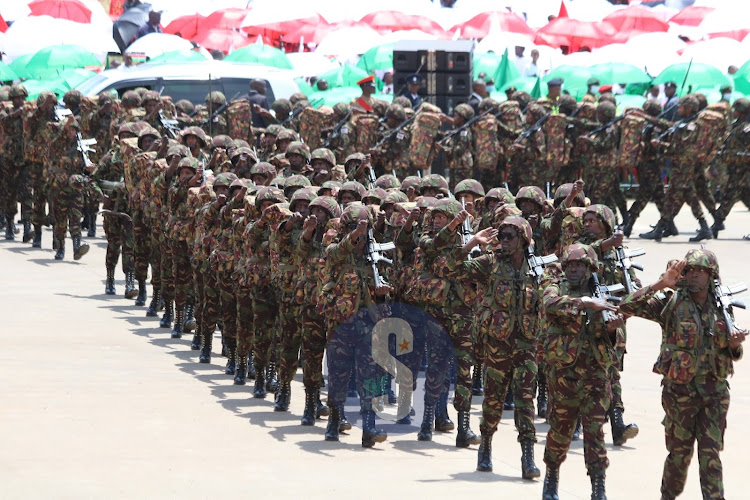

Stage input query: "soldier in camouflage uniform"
[
  {"left": 24, "top": 91, "right": 57, "bottom": 248},
  {"left": 1, "top": 85, "right": 32, "bottom": 241},
  {"left": 440, "top": 104, "right": 475, "bottom": 192},
  {"left": 199, "top": 91, "right": 228, "bottom": 137},
  {"left": 619, "top": 251, "right": 746, "bottom": 500},
  {"left": 541, "top": 243, "right": 622, "bottom": 500},
  {"left": 278, "top": 141, "right": 312, "bottom": 180},
  {"left": 509, "top": 104, "right": 548, "bottom": 189},
  {"left": 371, "top": 104, "right": 411, "bottom": 179}
]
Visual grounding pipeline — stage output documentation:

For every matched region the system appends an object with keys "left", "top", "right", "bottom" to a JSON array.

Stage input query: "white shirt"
[{"left": 523, "top": 61, "right": 539, "bottom": 77}]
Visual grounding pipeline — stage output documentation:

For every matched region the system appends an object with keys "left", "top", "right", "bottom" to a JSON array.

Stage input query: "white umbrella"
[
  {"left": 380, "top": 30, "right": 440, "bottom": 43},
  {"left": 287, "top": 52, "right": 340, "bottom": 77},
  {"left": 679, "top": 38, "right": 749, "bottom": 73},
  {"left": 474, "top": 32, "right": 535, "bottom": 53},
  {"left": 315, "top": 26, "right": 384, "bottom": 57},
  {"left": 126, "top": 33, "right": 195, "bottom": 59},
  {"left": 239, "top": 0, "right": 324, "bottom": 27},
  {"left": 698, "top": 4, "right": 750, "bottom": 34}
]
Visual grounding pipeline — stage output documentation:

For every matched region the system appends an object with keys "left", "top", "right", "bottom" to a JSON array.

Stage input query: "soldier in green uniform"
[
  {"left": 439, "top": 103, "right": 475, "bottom": 192},
  {"left": 0, "top": 85, "right": 32, "bottom": 241}
]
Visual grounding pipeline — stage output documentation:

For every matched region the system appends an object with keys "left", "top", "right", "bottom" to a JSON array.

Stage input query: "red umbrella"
[
  {"left": 164, "top": 14, "right": 205, "bottom": 40},
  {"left": 452, "top": 11, "right": 535, "bottom": 39},
  {"left": 603, "top": 6, "right": 669, "bottom": 33},
  {"left": 283, "top": 20, "right": 361, "bottom": 44},
  {"left": 192, "top": 29, "right": 252, "bottom": 54},
  {"left": 535, "top": 18, "right": 617, "bottom": 52},
  {"left": 360, "top": 11, "right": 445, "bottom": 35},
  {"left": 708, "top": 29, "right": 750, "bottom": 42},
  {"left": 668, "top": 6, "right": 715, "bottom": 27},
  {"left": 28, "top": 0, "right": 92, "bottom": 23},
  {"left": 0, "top": 13, "right": 7, "bottom": 33},
  {"left": 199, "top": 8, "right": 250, "bottom": 31}
]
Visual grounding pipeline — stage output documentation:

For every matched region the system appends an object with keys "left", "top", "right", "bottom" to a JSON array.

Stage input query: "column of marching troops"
[{"left": 1, "top": 77, "right": 749, "bottom": 500}]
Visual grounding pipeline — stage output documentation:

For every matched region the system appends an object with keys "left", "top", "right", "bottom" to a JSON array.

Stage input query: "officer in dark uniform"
[{"left": 401, "top": 75, "right": 423, "bottom": 109}]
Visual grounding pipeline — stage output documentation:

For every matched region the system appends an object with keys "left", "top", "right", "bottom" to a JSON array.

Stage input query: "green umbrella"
[
  {"left": 25, "top": 44, "right": 101, "bottom": 79},
  {"left": 653, "top": 62, "right": 731, "bottom": 94},
  {"left": 308, "top": 87, "right": 360, "bottom": 108},
  {"left": 9, "top": 54, "right": 36, "bottom": 80},
  {"left": 356, "top": 43, "right": 394, "bottom": 73},
  {"left": 295, "top": 77, "right": 315, "bottom": 97},
  {"left": 474, "top": 53, "right": 503, "bottom": 80},
  {"left": 224, "top": 44, "right": 293, "bottom": 70},
  {"left": 21, "top": 79, "right": 69, "bottom": 101},
  {"left": 317, "top": 65, "right": 370, "bottom": 90},
  {"left": 497, "top": 76, "right": 537, "bottom": 94},
  {"left": 543, "top": 65, "right": 593, "bottom": 100},
  {"left": 733, "top": 59, "right": 750, "bottom": 95},
  {"left": 0, "top": 61, "right": 19, "bottom": 82},
  {"left": 493, "top": 48, "right": 521, "bottom": 91},
  {"left": 54, "top": 68, "right": 97, "bottom": 90},
  {"left": 589, "top": 63, "right": 651, "bottom": 85},
  {"left": 147, "top": 50, "right": 210, "bottom": 65},
  {"left": 615, "top": 94, "right": 646, "bottom": 113}
]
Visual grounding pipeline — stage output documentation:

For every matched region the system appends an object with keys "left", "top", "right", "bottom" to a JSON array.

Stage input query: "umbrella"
[
  {"left": 653, "top": 62, "right": 732, "bottom": 93},
  {"left": 287, "top": 52, "right": 340, "bottom": 77},
  {"left": 708, "top": 29, "right": 750, "bottom": 42},
  {"left": 126, "top": 33, "right": 194, "bottom": 59},
  {"left": 282, "top": 19, "right": 339, "bottom": 44},
  {"left": 317, "top": 65, "right": 370, "bottom": 89},
  {"left": 8, "top": 54, "right": 34, "bottom": 80},
  {"left": 164, "top": 14, "right": 205, "bottom": 40},
  {"left": 315, "top": 26, "right": 385, "bottom": 57},
  {"left": 145, "top": 49, "right": 211, "bottom": 65},
  {"left": 588, "top": 63, "right": 652, "bottom": 85},
  {"left": 54, "top": 67, "right": 97, "bottom": 88},
  {"left": 543, "top": 65, "right": 594, "bottom": 99},
  {"left": 668, "top": 5, "right": 715, "bottom": 26},
  {"left": 25, "top": 44, "right": 101, "bottom": 79},
  {"left": 243, "top": 13, "right": 326, "bottom": 39},
  {"left": 452, "top": 11, "right": 535, "bottom": 39},
  {"left": 356, "top": 43, "right": 394, "bottom": 73},
  {"left": 199, "top": 8, "right": 250, "bottom": 31},
  {"left": 733, "top": 59, "right": 750, "bottom": 95},
  {"left": 698, "top": 5, "right": 750, "bottom": 34},
  {"left": 678, "top": 38, "right": 749, "bottom": 74},
  {"left": 381, "top": 30, "right": 442, "bottom": 43},
  {"left": 0, "top": 13, "right": 7, "bottom": 33},
  {"left": 223, "top": 44, "right": 293, "bottom": 69},
  {"left": 535, "top": 18, "right": 618, "bottom": 52},
  {"left": 615, "top": 94, "right": 646, "bottom": 112},
  {"left": 602, "top": 6, "right": 669, "bottom": 33},
  {"left": 496, "top": 76, "right": 538, "bottom": 94},
  {"left": 359, "top": 11, "right": 445, "bottom": 36},
  {"left": 28, "top": 0, "right": 92, "bottom": 23},
  {"left": 193, "top": 29, "right": 253, "bottom": 54},
  {"left": 474, "top": 31, "right": 536, "bottom": 54},
  {"left": 0, "top": 60, "right": 18, "bottom": 81},
  {"left": 473, "top": 52, "right": 503, "bottom": 80},
  {"left": 113, "top": 5, "right": 149, "bottom": 52},
  {"left": 20, "top": 78, "right": 69, "bottom": 100}
]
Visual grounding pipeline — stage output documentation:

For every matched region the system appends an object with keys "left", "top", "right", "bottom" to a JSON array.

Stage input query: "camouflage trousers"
[
  {"left": 277, "top": 294, "right": 303, "bottom": 386},
  {"left": 149, "top": 226, "right": 163, "bottom": 293},
  {"left": 1, "top": 160, "right": 31, "bottom": 220},
  {"left": 217, "top": 270, "right": 237, "bottom": 341},
  {"left": 103, "top": 212, "right": 134, "bottom": 272},
  {"left": 170, "top": 239, "right": 192, "bottom": 311},
  {"left": 326, "top": 313, "right": 386, "bottom": 413},
  {"left": 301, "top": 305, "right": 328, "bottom": 390},
  {"left": 544, "top": 368, "right": 611, "bottom": 472},
  {"left": 191, "top": 263, "right": 206, "bottom": 337},
  {"left": 663, "top": 162, "right": 704, "bottom": 220},
  {"left": 480, "top": 168, "right": 507, "bottom": 194},
  {"left": 660, "top": 379, "right": 729, "bottom": 500},
  {"left": 50, "top": 180, "right": 85, "bottom": 240},
  {"left": 629, "top": 159, "right": 665, "bottom": 220},
  {"left": 695, "top": 167, "right": 717, "bottom": 217},
  {"left": 479, "top": 333, "right": 537, "bottom": 443},
  {"left": 716, "top": 161, "right": 750, "bottom": 221},
  {"left": 556, "top": 159, "right": 582, "bottom": 186},
  {"left": 589, "top": 169, "right": 627, "bottom": 220},
  {"left": 160, "top": 235, "right": 174, "bottom": 303},
  {"left": 513, "top": 161, "right": 549, "bottom": 191},
  {"left": 132, "top": 210, "right": 151, "bottom": 283},
  {"left": 251, "top": 287, "right": 278, "bottom": 369},
  {"left": 236, "top": 284, "right": 254, "bottom": 359},
  {"left": 448, "top": 166, "right": 473, "bottom": 193},
  {"left": 200, "top": 270, "right": 221, "bottom": 341},
  {"left": 29, "top": 162, "right": 48, "bottom": 227}
]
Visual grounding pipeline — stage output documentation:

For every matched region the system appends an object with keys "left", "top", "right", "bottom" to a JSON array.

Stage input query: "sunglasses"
[{"left": 498, "top": 231, "right": 517, "bottom": 241}]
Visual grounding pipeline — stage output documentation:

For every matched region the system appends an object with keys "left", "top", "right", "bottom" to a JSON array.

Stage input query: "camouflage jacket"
[
  {"left": 193, "top": 201, "right": 221, "bottom": 270},
  {"left": 85, "top": 109, "right": 113, "bottom": 162},
  {"left": 242, "top": 218, "right": 273, "bottom": 289},
  {"left": 295, "top": 225, "right": 335, "bottom": 307},
  {"left": 0, "top": 105, "right": 25, "bottom": 163},
  {"left": 210, "top": 198, "right": 243, "bottom": 273},
  {"left": 23, "top": 107, "right": 55, "bottom": 164},
  {"left": 618, "top": 285, "right": 742, "bottom": 384},
  {"left": 444, "top": 127, "right": 473, "bottom": 172},
  {"left": 166, "top": 178, "right": 193, "bottom": 241},
  {"left": 416, "top": 225, "right": 474, "bottom": 310}
]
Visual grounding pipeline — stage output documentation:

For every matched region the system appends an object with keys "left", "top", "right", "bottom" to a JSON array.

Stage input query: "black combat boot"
[
  {"left": 170, "top": 308, "right": 184, "bottom": 339},
  {"left": 471, "top": 363, "right": 484, "bottom": 395},
  {"left": 4, "top": 217, "right": 14, "bottom": 240},
  {"left": 253, "top": 362, "right": 267, "bottom": 398},
  {"left": 338, "top": 406, "right": 352, "bottom": 432},
  {"left": 711, "top": 215, "right": 724, "bottom": 239},
  {"left": 434, "top": 389, "right": 455, "bottom": 432},
  {"left": 609, "top": 406, "right": 639, "bottom": 446},
  {"left": 190, "top": 326, "right": 202, "bottom": 351},
  {"left": 521, "top": 439, "right": 541, "bottom": 479},
  {"left": 542, "top": 467, "right": 560, "bottom": 500},
  {"left": 315, "top": 389, "right": 329, "bottom": 418},
  {"left": 622, "top": 211, "right": 635, "bottom": 238},
  {"left": 590, "top": 469, "right": 607, "bottom": 500},
  {"left": 105, "top": 268, "right": 116, "bottom": 295},
  {"left": 72, "top": 236, "right": 89, "bottom": 260},
  {"left": 537, "top": 375, "right": 548, "bottom": 419},
  {"left": 572, "top": 416, "right": 582, "bottom": 441},
  {"left": 265, "top": 361, "right": 279, "bottom": 393},
  {"left": 325, "top": 405, "right": 340, "bottom": 441},
  {"left": 301, "top": 388, "right": 316, "bottom": 425},
  {"left": 504, "top": 387, "right": 515, "bottom": 410},
  {"left": 183, "top": 303, "right": 196, "bottom": 333},
  {"left": 124, "top": 271, "right": 137, "bottom": 298},
  {"left": 22, "top": 221, "right": 33, "bottom": 243},
  {"left": 87, "top": 210, "right": 96, "bottom": 238},
  {"left": 224, "top": 338, "right": 236, "bottom": 375},
  {"left": 640, "top": 218, "right": 666, "bottom": 241},
  {"left": 417, "top": 403, "right": 435, "bottom": 441},
  {"left": 32, "top": 225, "right": 42, "bottom": 248},
  {"left": 146, "top": 288, "right": 160, "bottom": 316},
  {"left": 666, "top": 219, "right": 679, "bottom": 237},
  {"left": 54, "top": 238, "right": 65, "bottom": 260},
  {"left": 476, "top": 433, "right": 493, "bottom": 472},
  {"left": 247, "top": 353, "right": 256, "bottom": 379},
  {"left": 234, "top": 355, "right": 247, "bottom": 385},
  {"left": 199, "top": 329, "right": 212, "bottom": 363},
  {"left": 689, "top": 218, "right": 713, "bottom": 242},
  {"left": 135, "top": 279, "right": 147, "bottom": 305},
  {"left": 456, "top": 410, "right": 481, "bottom": 447},
  {"left": 274, "top": 381, "right": 291, "bottom": 412},
  {"left": 159, "top": 300, "right": 173, "bottom": 328},
  {"left": 361, "top": 410, "right": 387, "bottom": 448}
]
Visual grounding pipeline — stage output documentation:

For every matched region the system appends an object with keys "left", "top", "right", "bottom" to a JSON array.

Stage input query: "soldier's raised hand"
[
  {"left": 234, "top": 185, "right": 247, "bottom": 202},
  {"left": 580, "top": 296, "right": 618, "bottom": 312},
  {"left": 375, "top": 284, "right": 393, "bottom": 296},
  {"left": 215, "top": 193, "right": 228, "bottom": 208},
  {"left": 660, "top": 259, "right": 687, "bottom": 289},
  {"left": 352, "top": 219, "right": 368, "bottom": 239},
  {"left": 473, "top": 228, "right": 498, "bottom": 247},
  {"left": 450, "top": 210, "right": 470, "bottom": 229},
  {"left": 303, "top": 214, "right": 318, "bottom": 233}
]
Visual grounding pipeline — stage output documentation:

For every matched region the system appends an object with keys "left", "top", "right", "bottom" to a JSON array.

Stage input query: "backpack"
[
  {"left": 471, "top": 114, "right": 500, "bottom": 171},
  {"left": 225, "top": 100, "right": 251, "bottom": 141},
  {"left": 298, "top": 106, "right": 334, "bottom": 151},
  {"left": 695, "top": 109, "right": 728, "bottom": 165},
  {"left": 617, "top": 111, "right": 647, "bottom": 172},
  {"left": 409, "top": 111, "right": 442, "bottom": 173},
  {"left": 354, "top": 114, "right": 380, "bottom": 153},
  {"left": 543, "top": 113, "right": 569, "bottom": 169}
]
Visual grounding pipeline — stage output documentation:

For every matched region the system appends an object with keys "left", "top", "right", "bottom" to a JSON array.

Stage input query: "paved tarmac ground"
[{"left": 1, "top": 202, "right": 750, "bottom": 500}]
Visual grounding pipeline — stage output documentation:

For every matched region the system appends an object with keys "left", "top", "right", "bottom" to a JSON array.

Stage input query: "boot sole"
[
  {"left": 615, "top": 425, "right": 640, "bottom": 446},
  {"left": 477, "top": 465, "right": 493, "bottom": 472},
  {"left": 522, "top": 469, "right": 541, "bottom": 479},
  {"left": 125, "top": 291, "right": 138, "bottom": 298},
  {"left": 73, "top": 245, "right": 90, "bottom": 261}
]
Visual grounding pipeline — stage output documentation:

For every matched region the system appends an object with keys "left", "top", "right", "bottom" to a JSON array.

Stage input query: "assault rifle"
[
  {"left": 372, "top": 114, "right": 417, "bottom": 150},
  {"left": 514, "top": 112, "right": 551, "bottom": 145},
  {"left": 438, "top": 109, "right": 491, "bottom": 145},
  {"left": 583, "top": 110, "right": 634, "bottom": 138},
  {"left": 200, "top": 91, "right": 241, "bottom": 127},
  {"left": 654, "top": 113, "right": 698, "bottom": 142},
  {"left": 97, "top": 179, "right": 132, "bottom": 222},
  {"left": 322, "top": 111, "right": 352, "bottom": 148},
  {"left": 590, "top": 272, "right": 625, "bottom": 323},
  {"left": 614, "top": 246, "right": 645, "bottom": 294},
  {"left": 714, "top": 280, "right": 747, "bottom": 336},
  {"left": 365, "top": 229, "right": 395, "bottom": 288},
  {"left": 527, "top": 246, "right": 558, "bottom": 284},
  {"left": 56, "top": 106, "right": 97, "bottom": 171},
  {"left": 159, "top": 111, "right": 181, "bottom": 139},
  {"left": 460, "top": 198, "right": 479, "bottom": 259},
  {"left": 366, "top": 164, "right": 377, "bottom": 190}
]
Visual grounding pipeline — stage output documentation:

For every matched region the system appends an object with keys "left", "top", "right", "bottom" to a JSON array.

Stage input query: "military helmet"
[
  {"left": 250, "top": 161, "right": 277, "bottom": 179},
  {"left": 181, "top": 126, "right": 208, "bottom": 146},
  {"left": 255, "top": 186, "right": 285, "bottom": 209},
  {"left": 498, "top": 215, "right": 533, "bottom": 247},
  {"left": 118, "top": 122, "right": 139, "bottom": 138},
  {"left": 526, "top": 103, "right": 546, "bottom": 122},
  {"left": 134, "top": 87, "right": 149, "bottom": 99},
  {"left": 374, "top": 174, "right": 401, "bottom": 190},
  {"left": 598, "top": 93, "right": 616, "bottom": 105},
  {"left": 583, "top": 204, "right": 616, "bottom": 236},
  {"left": 381, "top": 190, "right": 409, "bottom": 207},
  {"left": 213, "top": 172, "right": 238, "bottom": 189},
  {"left": 684, "top": 248, "right": 719, "bottom": 276},
  {"left": 344, "top": 152, "right": 366, "bottom": 165},
  {"left": 454, "top": 179, "right": 485, "bottom": 199},
  {"left": 454, "top": 103, "right": 475, "bottom": 121},
  {"left": 732, "top": 98, "right": 750, "bottom": 114},
  {"left": 340, "top": 203, "right": 372, "bottom": 227},
  {"left": 416, "top": 196, "right": 437, "bottom": 209},
  {"left": 286, "top": 141, "right": 311, "bottom": 161},
  {"left": 386, "top": 103, "right": 406, "bottom": 121},
  {"left": 311, "top": 147, "right": 336, "bottom": 168},
  {"left": 265, "top": 124, "right": 283, "bottom": 137},
  {"left": 205, "top": 91, "right": 226, "bottom": 106},
  {"left": 290, "top": 187, "right": 317, "bottom": 212},
  {"left": 492, "top": 203, "right": 523, "bottom": 225},
  {"left": 284, "top": 174, "right": 312, "bottom": 191},
  {"left": 372, "top": 99, "right": 388, "bottom": 117},
  {"left": 512, "top": 91, "right": 532, "bottom": 110},
  {"left": 309, "top": 195, "right": 342, "bottom": 219},
  {"left": 485, "top": 187, "right": 515, "bottom": 205},
  {"left": 642, "top": 99, "right": 662, "bottom": 117},
  {"left": 679, "top": 95, "right": 699, "bottom": 113},
  {"left": 142, "top": 90, "right": 160, "bottom": 103},
  {"left": 175, "top": 99, "right": 194, "bottom": 115},
  {"left": 597, "top": 101, "right": 617, "bottom": 122},
  {"left": 231, "top": 146, "right": 257, "bottom": 165},
  {"left": 37, "top": 90, "right": 56, "bottom": 106},
  {"left": 392, "top": 96, "right": 412, "bottom": 109},
  {"left": 290, "top": 92, "right": 308, "bottom": 105},
  {"left": 272, "top": 99, "right": 292, "bottom": 115},
  {"left": 363, "top": 188, "right": 386, "bottom": 204},
  {"left": 419, "top": 174, "right": 450, "bottom": 197},
  {"left": 400, "top": 176, "right": 421, "bottom": 193},
  {"left": 515, "top": 185, "right": 546, "bottom": 209},
  {"left": 321, "top": 180, "right": 342, "bottom": 192},
  {"left": 137, "top": 125, "right": 160, "bottom": 148},
  {"left": 9, "top": 84, "right": 29, "bottom": 99},
  {"left": 561, "top": 243, "right": 598, "bottom": 271},
  {"left": 432, "top": 198, "right": 462, "bottom": 219},
  {"left": 166, "top": 144, "right": 189, "bottom": 160},
  {"left": 277, "top": 129, "right": 298, "bottom": 142},
  {"left": 554, "top": 183, "right": 585, "bottom": 206},
  {"left": 211, "top": 134, "right": 234, "bottom": 150},
  {"left": 558, "top": 95, "right": 577, "bottom": 115},
  {"left": 333, "top": 102, "right": 350, "bottom": 117},
  {"left": 340, "top": 180, "right": 366, "bottom": 200},
  {"left": 0, "top": 86, "right": 9, "bottom": 101},
  {"left": 121, "top": 90, "right": 141, "bottom": 107},
  {"left": 478, "top": 97, "right": 500, "bottom": 113},
  {"left": 695, "top": 92, "right": 708, "bottom": 110},
  {"left": 177, "top": 156, "right": 199, "bottom": 174}
]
